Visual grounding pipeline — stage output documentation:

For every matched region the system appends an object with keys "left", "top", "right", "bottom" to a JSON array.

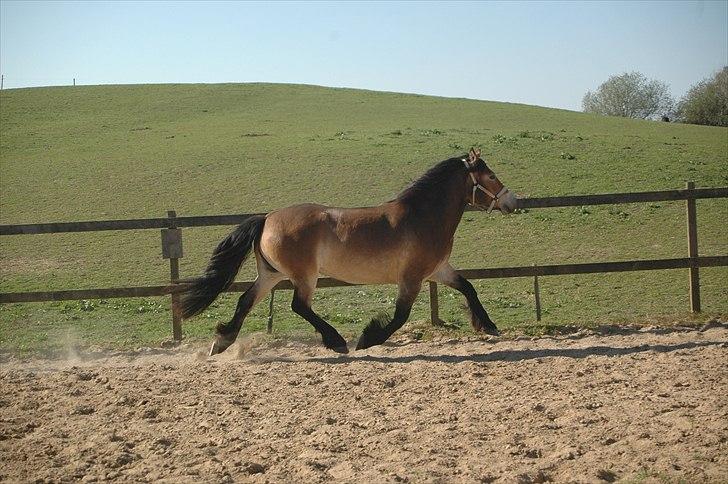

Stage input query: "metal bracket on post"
[{"left": 162, "top": 210, "right": 184, "bottom": 341}]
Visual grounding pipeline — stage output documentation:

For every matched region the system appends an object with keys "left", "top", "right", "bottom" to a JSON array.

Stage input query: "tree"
[
  {"left": 676, "top": 67, "right": 728, "bottom": 127},
  {"left": 582, "top": 72, "right": 674, "bottom": 120}
]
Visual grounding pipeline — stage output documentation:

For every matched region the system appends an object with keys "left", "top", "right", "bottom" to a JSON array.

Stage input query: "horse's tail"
[{"left": 179, "top": 215, "right": 266, "bottom": 319}]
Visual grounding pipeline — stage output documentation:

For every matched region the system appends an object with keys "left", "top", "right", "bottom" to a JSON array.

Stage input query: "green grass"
[{"left": 1, "top": 83, "right": 726, "bottom": 353}]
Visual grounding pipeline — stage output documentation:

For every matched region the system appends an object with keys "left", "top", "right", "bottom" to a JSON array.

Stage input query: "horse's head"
[{"left": 463, "top": 148, "right": 517, "bottom": 214}]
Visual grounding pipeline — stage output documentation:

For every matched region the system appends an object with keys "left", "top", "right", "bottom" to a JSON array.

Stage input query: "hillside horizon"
[{"left": 2, "top": 81, "right": 588, "bottom": 113}]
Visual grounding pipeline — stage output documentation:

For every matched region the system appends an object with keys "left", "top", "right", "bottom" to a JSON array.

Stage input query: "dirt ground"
[{"left": 1, "top": 322, "right": 727, "bottom": 483}]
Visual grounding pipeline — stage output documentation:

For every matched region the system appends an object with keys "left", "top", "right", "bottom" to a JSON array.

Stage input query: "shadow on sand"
[{"left": 268, "top": 339, "right": 726, "bottom": 365}]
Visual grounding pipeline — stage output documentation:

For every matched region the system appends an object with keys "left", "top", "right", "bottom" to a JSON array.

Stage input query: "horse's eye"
[{"left": 488, "top": 174, "right": 496, "bottom": 180}]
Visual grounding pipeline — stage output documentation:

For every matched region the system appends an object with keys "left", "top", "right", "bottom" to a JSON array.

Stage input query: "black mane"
[{"left": 395, "top": 156, "right": 467, "bottom": 203}]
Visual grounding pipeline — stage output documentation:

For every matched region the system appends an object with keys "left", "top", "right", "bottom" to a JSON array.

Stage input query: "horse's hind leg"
[
  {"left": 209, "top": 265, "right": 283, "bottom": 356},
  {"left": 290, "top": 277, "right": 348, "bottom": 354},
  {"left": 430, "top": 263, "right": 499, "bottom": 336},
  {"left": 356, "top": 281, "right": 420, "bottom": 350}
]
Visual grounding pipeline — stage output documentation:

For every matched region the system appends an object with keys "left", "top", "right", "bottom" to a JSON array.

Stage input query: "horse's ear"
[{"left": 468, "top": 147, "right": 480, "bottom": 163}]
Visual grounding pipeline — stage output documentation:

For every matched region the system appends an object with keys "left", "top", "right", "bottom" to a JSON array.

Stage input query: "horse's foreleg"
[
  {"left": 356, "top": 283, "right": 419, "bottom": 350},
  {"left": 290, "top": 280, "right": 348, "bottom": 354},
  {"left": 430, "top": 263, "right": 499, "bottom": 336},
  {"left": 209, "top": 270, "right": 282, "bottom": 356}
]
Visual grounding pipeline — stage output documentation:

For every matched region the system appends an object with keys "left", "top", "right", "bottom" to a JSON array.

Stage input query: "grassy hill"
[{"left": 1, "top": 83, "right": 726, "bottom": 352}]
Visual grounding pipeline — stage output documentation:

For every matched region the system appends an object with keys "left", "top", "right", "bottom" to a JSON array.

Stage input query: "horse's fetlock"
[{"left": 215, "top": 322, "right": 234, "bottom": 335}]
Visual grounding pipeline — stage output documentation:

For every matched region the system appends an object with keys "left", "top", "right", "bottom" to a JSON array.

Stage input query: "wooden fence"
[{"left": 1, "top": 183, "right": 726, "bottom": 340}]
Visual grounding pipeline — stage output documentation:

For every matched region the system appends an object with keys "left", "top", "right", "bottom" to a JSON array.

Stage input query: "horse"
[{"left": 179, "top": 148, "right": 518, "bottom": 356}]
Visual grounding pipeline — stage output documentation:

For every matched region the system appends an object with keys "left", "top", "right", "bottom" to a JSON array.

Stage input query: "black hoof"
[
  {"left": 477, "top": 323, "right": 499, "bottom": 337},
  {"left": 329, "top": 345, "right": 349, "bottom": 354},
  {"left": 355, "top": 339, "right": 373, "bottom": 351},
  {"left": 356, "top": 313, "right": 391, "bottom": 350},
  {"left": 472, "top": 315, "right": 500, "bottom": 336},
  {"left": 355, "top": 330, "right": 386, "bottom": 350},
  {"left": 323, "top": 333, "right": 348, "bottom": 354}
]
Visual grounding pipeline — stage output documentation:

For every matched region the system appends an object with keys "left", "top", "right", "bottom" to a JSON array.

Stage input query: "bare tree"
[
  {"left": 583, "top": 72, "right": 674, "bottom": 120},
  {"left": 676, "top": 66, "right": 728, "bottom": 127}
]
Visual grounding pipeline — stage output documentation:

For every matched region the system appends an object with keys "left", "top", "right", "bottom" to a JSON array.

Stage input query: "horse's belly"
[{"left": 318, "top": 249, "right": 401, "bottom": 285}]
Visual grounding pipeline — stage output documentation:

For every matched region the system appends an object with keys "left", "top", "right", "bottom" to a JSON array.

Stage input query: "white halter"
[{"left": 463, "top": 158, "right": 510, "bottom": 213}]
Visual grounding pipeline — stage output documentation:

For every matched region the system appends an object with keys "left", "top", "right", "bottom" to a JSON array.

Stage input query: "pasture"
[{"left": 0, "top": 83, "right": 727, "bottom": 352}]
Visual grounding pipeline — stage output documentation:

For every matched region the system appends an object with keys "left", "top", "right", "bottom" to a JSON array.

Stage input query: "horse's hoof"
[
  {"left": 209, "top": 338, "right": 230, "bottom": 356},
  {"left": 356, "top": 319, "right": 388, "bottom": 350},
  {"left": 324, "top": 334, "right": 348, "bottom": 354},
  {"left": 475, "top": 319, "right": 500, "bottom": 337},
  {"left": 355, "top": 340, "right": 372, "bottom": 351},
  {"left": 330, "top": 345, "right": 349, "bottom": 354},
  {"left": 356, "top": 333, "right": 385, "bottom": 350}
]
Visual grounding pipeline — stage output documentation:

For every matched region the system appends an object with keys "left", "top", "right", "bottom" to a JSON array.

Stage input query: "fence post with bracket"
[{"left": 162, "top": 210, "right": 184, "bottom": 341}]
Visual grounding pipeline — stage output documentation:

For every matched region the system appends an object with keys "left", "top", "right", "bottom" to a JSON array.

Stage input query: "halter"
[{"left": 462, "top": 158, "right": 510, "bottom": 213}]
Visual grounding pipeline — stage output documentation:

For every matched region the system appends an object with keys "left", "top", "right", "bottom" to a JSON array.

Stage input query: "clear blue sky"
[{"left": 1, "top": 1, "right": 726, "bottom": 111}]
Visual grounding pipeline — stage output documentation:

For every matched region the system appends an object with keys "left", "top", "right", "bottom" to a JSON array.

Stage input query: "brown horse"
[{"left": 179, "top": 148, "right": 517, "bottom": 356}]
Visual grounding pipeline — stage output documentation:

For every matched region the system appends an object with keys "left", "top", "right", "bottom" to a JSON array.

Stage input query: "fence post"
[
  {"left": 429, "top": 281, "right": 441, "bottom": 325},
  {"left": 685, "top": 182, "right": 701, "bottom": 312},
  {"left": 267, "top": 289, "right": 275, "bottom": 334},
  {"left": 162, "top": 210, "right": 184, "bottom": 341},
  {"left": 533, "top": 264, "right": 542, "bottom": 321}
]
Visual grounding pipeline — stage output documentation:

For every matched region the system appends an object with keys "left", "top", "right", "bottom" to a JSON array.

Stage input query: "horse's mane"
[{"left": 395, "top": 156, "right": 466, "bottom": 203}]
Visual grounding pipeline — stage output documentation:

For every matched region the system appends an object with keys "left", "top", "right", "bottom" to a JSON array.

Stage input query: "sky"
[{"left": 0, "top": 1, "right": 726, "bottom": 111}]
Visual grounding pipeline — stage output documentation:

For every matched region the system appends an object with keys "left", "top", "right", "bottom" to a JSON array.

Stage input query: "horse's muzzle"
[{"left": 498, "top": 191, "right": 518, "bottom": 214}]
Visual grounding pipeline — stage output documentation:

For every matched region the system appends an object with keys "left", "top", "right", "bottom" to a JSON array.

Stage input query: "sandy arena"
[{"left": 1, "top": 323, "right": 727, "bottom": 483}]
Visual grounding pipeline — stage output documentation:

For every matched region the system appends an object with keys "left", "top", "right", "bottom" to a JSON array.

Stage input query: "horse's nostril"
[{"left": 500, "top": 199, "right": 517, "bottom": 214}]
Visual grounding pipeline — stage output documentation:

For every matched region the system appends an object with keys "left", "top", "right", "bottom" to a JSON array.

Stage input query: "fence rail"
[
  {"left": 1, "top": 256, "right": 726, "bottom": 305},
  {"left": 2, "top": 187, "right": 726, "bottom": 235},
  {"left": 1, "top": 184, "right": 726, "bottom": 340}
]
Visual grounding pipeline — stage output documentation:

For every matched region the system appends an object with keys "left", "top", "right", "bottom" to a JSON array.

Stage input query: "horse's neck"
[
  {"left": 400, "top": 179, "right": 467, "bottom": 243},
  {"left": 428, "top": 194, "right": 467, "bottom": 239}
]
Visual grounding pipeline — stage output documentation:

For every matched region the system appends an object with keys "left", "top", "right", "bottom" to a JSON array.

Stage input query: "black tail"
[{"left": 179, "top": 215, "right": 266, "bottom": 319}]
